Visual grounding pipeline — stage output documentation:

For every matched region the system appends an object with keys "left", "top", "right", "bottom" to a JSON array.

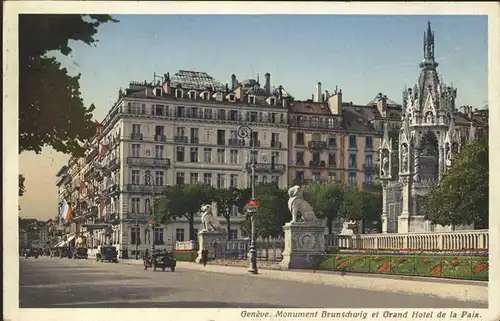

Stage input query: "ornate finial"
[{"left": 424, "top": 21, "right": 435, "bottom": 61}]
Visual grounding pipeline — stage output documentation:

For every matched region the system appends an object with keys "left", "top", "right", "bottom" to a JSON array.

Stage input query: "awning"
[
  {"left": 56, "top": 234, "right": 76, "bottom": 247},
  {"left": 54, "top": 240, "right": 64, "bottom": 247}
]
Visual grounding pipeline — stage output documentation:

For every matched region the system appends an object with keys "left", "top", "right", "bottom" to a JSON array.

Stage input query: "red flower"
[
  {"left": 337, "top": 260, "right": 349, "bottom": 269},
  {"left": 473, "top": 263, "right": 488, "bottom": 274},
  {"left": 378, "top": 262, "right": 391, "bottom": 272},
  {"left": 336, "top": 255, "right": 342, "bottom": 260},
  {"left": 431, "top": 264, "right": 444, "bottom": 275},
  {"left": 374, "top": 256, "right": 381, "bottom": 262}
]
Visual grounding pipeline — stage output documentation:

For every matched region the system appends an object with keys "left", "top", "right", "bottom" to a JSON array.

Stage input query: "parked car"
[
  {"left": 24, "top": 248, "right": 39, "bottom": 259},
  {"left": 143, "top": 251, "right": 176, "bottom": 272},
  {"left": 59, "top": 247, "right": 72, "bottom": 259},
  {"left": 96, "top": 245, "right": 118, "bottom": 263},
  {"left": 73, "top": 248, "right": 88, "bottom": 259}
]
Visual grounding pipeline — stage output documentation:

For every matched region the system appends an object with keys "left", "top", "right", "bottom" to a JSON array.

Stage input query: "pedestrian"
[
  {"left": 144, "top": 248, "right": 149, "bottom": 259},
  {"left": 201, "top": 247, "right": 209, "bottom": 267}
]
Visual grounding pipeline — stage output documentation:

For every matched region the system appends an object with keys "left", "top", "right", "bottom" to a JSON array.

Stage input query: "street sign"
[{"left": 245, "top": 200, "right": 260, "bottom": 214}]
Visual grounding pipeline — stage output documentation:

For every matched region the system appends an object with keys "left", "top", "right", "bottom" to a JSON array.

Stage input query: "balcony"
[
  {"left": 309, "top": 160, "right": 326, "bottom": 168},
  {"left": 190, "top": 137, "right": 199, "bottom": 144},
  {"left": 154, "top": 134, "right": 166, "bottom": 142},
  {"left": 308, "top": 141, "right": 327, "bottom": 150},
  {"left": 271, "top": 141, "right": 282, "bottom": 148},
  {"left": 295, "top": 141, "right": 305, "bottom": 147},
  {"left": 123, "top": 212, "right": 150, "bottom": 222},
  {"left": 363, "top": 164, "right": 378, "bottom": 173},
  {"left": 246, "top": 163, "right": 286, "bottom": 173},
  {"left": 174, "top": 135, "right": 188, "bottom": 144},
  {"left": 131, "top": 133, "right": 143, "bottom": 140},
  {"left": 295, "top": 160, "right": 305, "bottom": 166},
  {"left": 126, "top": 157, "right": 171, "bottom": 168},
  {"left": 124, "top": 184, "right": 156, "bottom": 193},
  {"left": 228, "top": 139, "right": 244, "bottom": 147},
  {"left": 327, "top": 161, "right": 338, "bottom": 168},
  {"left": 83, "top": 168, "right": 95, "bottom": 180},
  {"left": 107, "top": 184, "right": 120, "bottom": 197},
  {"left": 109, "top": 157, "right": 120, "bottom": 171},
  {"left": 249, "top": 140, "right": 261, "bottom": 148}
]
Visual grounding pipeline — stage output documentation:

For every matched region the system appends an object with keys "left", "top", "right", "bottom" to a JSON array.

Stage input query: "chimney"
[
  {"left": 322, "top": 94, "right": 326, "bottom": 103},
  {"left": 316, "top": 82, "right": 322, "bottom": 103},
  {"left": 231, "top": 74, "right": 237, "bottom": 91},
  {"left": 264, "top": 73, "right": 271, "bottom": 95},
  {"left": 327, "top": 86, "right": 342, "bottom": 115},
  {"left": 376, "top": 93, "right": 388, "bottom": 117}
]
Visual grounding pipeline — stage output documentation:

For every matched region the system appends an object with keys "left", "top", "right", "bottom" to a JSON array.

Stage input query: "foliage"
[
  {"left": 154, "top": 184, "right": 217, "bottom": 240},
  {"left": 19, "top": 174, "right": 26, "bottom": 197},
  {"left": 240, "top": 184, "right": 290, "bottom": 239},
  {"left": 19, "top": 14, "right": 118, "bottom": 157},
  {"left": 424, "top": 135, "right": 488, "bottom": 228},
  {"left": 303, "top": 182, "right": 344, "bottom": 234},
  {"left": 212, "top": 188, "right": 247, "bottom": 239}
]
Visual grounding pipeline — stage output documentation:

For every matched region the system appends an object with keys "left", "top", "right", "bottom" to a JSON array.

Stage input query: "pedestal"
[
  {"left": 195, "top": 230, "right": 227, "bottom": 264},
  {"left": 279, "top": 222, "right": 325, "bottom": 270}
]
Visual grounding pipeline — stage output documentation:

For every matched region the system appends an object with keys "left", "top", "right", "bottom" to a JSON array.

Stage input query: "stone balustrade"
[
  {"left": 326, "top": 229, "right": 489, "bottom": 251},
  {"left": 175, "top": 240, "right": 199, "bottom": 251}
]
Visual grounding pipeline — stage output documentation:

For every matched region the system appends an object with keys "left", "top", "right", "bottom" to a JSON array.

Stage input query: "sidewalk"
[{"left": 119, "top": 259, "right": 487, "bottom": 303}]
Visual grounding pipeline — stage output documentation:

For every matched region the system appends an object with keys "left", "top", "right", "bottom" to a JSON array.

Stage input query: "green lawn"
[{"left": 318, "top": 254, "right": 488, "bottom": 281}]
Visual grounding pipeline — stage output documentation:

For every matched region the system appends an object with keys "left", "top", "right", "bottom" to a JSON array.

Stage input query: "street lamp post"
[{"left": 237, "top": 125, "right": 258, "bottom": 274}]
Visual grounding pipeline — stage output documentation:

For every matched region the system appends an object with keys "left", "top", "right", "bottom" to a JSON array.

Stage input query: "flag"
[
  {"left": 97, "top": 143, "right": 109, "bottom": 161},
  {"left": 60, "top": 199, "right": 73, "bottom": 222}
]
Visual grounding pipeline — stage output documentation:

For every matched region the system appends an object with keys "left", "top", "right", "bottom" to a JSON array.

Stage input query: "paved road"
[{"left": 19, "top": 257, "right": 487, "bottom": 308}]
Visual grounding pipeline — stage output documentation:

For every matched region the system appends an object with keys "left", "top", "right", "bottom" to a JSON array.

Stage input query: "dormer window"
[
  {"left": 189, "top": 90, "right": 196, "bottom": 100},
  {"left": 248, "top": 95, "right": 256, "bottom": 104},
  {"left": 154, "top": 88, "right": 163, "bottom": 97},
  {"left": 214, "top": 92, "right": 223, "bottom": 102},
  {"left": 269, "top": 97, "right": 276, "bottom": 106},
  {"left": 228, "top": 94, "right": 236, "bottom": 102},
  {"left": 175, "top": 89, "right": 183, "bottom": 99},
  {"left": 201, "top": 91, "right": 210, "bottom": 101}
]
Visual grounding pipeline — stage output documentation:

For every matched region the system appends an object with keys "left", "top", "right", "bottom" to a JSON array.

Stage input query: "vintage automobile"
[
  {"left": 143, "top": 251, "right": 176, "bottom": 272},
  {"left": 73, "top": 248, "right": 89, "bottom": 259},
  {"left": 96, "top": 245, "right": 118, "bottom": 263},
  {"left": 59, "top": 247, "right": 72, "bottom": 259},
  {"left": 24, "top": 249, "right": 39, "bottom": 259}
]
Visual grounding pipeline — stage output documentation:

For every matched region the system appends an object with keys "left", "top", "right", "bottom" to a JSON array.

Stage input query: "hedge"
[
  {"left": 173, "top": 250, "right": 197, "bottom": 262},
  {"left": 318, "top": 254, "right": 488, "bottom": 281}
]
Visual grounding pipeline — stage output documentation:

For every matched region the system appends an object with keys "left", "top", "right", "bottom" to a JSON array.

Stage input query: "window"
[
  {"left": 190, "top": 128, "right": 199, "bottom": 143},
  {"left": 145, "top": 199, "right": 151, "bottom": 213},
  {"left": 155, "top": 125, "right": 164, "bottom": 136},
  {"left": 217, "top": 109, "right": 226, "bottom": 120},
  {"left": 217, "top": 149, "right": 225, "bottom": 163},
  {"left": 348, "top": 172, "right": 357, "bottom": 185},
  {"left": 131, "top": 198, "right": 140, "bottom": 213},
  {"left": 365, "top": 174, "right": 373, "bottom": 185},
  {"left": 132, "top": 124, "right": 141, "bottom": 134},
  {"left": 204, "top": 173, "right": 212, "bottom": 185},
  {"left": 295, "top": 171, "right": 304, "bottom": 181},
  {"left": 176, "top": 105, "right": 185, "bottom": 117},
  {"left": 251, "top": 150, "right": 258, "bottom": 163},
  {"left": 190, "top": 147, "right": 199, "bottom": 162},
  {"left": 312, "top": 172, "right": 320, "bottom": 182},
  {"left": 131, "top": 227, "right": 140, "bottom": 245},
  {"left": 365, "top": 155, "right": 373, "bottom": 167},
  {"left": 190, "top": 107, "right": 199, "bottom": 118},
  {"left": 190, "top": 173, "right": 199, "bottom": 185},
  {"left": 270, "top": 98, "right": 276, "bottom": 106},
  {"left": 131, "top": 170, "right": 140, "bottom": 184},
  {"left": 312, "top": 152, "right": 320, "bottom": 163},
  {"left": 271, "top": 133, "right": 280, "bottom": 147},
  {"left": 251, "top": 132, "right": 259, "bottom": 146},
  {"left": 155, "top": 104, "right": 163, "bottom": 116},
  {"left": 271, "top": 151, "right": 280, "bottom": 164},
  {"left": 230, "top": 174, "right": 238, "bottom": 188},
  {"left": 312, "top": 133, "right": 321, "bottom": 141},
  {"left": 155, "top": 171, "right": 164, "bottom": 186},
  {"left": 155, "top": 145, "right": 164, "bottom": 158},
  {"left": 175, "top": 228, "right": 185, "bottom": 242},
  {"left": 217, "top": 130, "right": 226, "bottom": 145},
  {"left": 250, "top": 112, "right": 258, "bottom": 122},
  {"left": 204, "top": 148, "right": 212, "bottom": 162},
  {"left": 349, "top": 135, "right": 357, "bottom": 149},
  {"left": 204, "top": 108, "right": 213, "bottom": 119},
  {"left": 144, "top": 170, "right": 152, "bottom": 185},
  {"left": 203, "top": 92, "right": 209, "bottom": 101},
  {"left": 296, "top": 132, "right": 305, "bottom": 145},
  {"left": 154, "top": 228, "right": 164, "bottom": 244},
  {"left": 229, "top": 229, "right": 238, "bottom": 240},
  {"left": 176, "top": 147, "right": 185, "bottom": 162},
  {"left": 131, "top": 144, "right": 140, "bottom": 157},
  {"left": 328, "top": 152, "right": 336, "bottom": 166},
  {"left": 189, "top": 91, "right": 196, "bottom": 100},
  {"left": 296, "top": 152, "right": 304, "bottom": 165},
  {"left": 229, "top": 110, "right": 238, "bottom": 121},
  {"left": 176, "top": 127, "right": 185, "bottom": 136},
  {"left": 230, "top": 150, "right": 238, "bottom": 164},
  {"left": 176, "top": 172, "right": 185, "bottom": 185},
  {"left": 365, "top": 136, "right": 373, "bottom": 149},
  {"left": 328, "top": 135, "right": 337, "bottom": 147},
  {"left": 348, "top": 154, "right": 357, "bottom": 168},
  {"left": 217, "top": 174, "right": 225, "bottom": 189},
  {"left": 262, "top": 175, "right": 268, "bottom": 184},
  {"left": 328, "top": 172, "right": 336, "bottom": 181}
]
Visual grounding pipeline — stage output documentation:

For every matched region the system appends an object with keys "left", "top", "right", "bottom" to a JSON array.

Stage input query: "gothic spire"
[{"left": 420, "top": 21, "right": 439, "bottom": 70}]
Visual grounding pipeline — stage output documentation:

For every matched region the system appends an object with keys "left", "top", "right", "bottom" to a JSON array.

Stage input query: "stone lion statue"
[
  {"left": 288, "top": 185, "right": 319, "bottom": 224},
  {"left": 200, "top": 204, "right": 224, "bottom": 232}
]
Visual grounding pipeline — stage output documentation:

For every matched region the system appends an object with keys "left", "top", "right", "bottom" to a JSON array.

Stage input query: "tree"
[
  {"left": 154, "top": 184, "right": 216, "bottom": 240},
  {"left": 357, "top": 190, "right": 383, "bottom": 233},
  {"left": 212, "top": 188, "right": 248, "bottom": 239},
  {"left": 303, "top": 182, "right": 344, "bottom": 234},
  {"left": 240, "top": 184, "right": 290, "bottom": 239},
  {"left": 424, "top": 135, "right": 488, "bottom": 228},
  {"left": 19, "top": 14, "right": 118, "bottom": 157},
  {"left": 19, "top": 174, "right": 26, "bottom": 197}
]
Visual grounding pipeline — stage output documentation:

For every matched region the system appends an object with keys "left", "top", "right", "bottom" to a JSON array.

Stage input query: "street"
[{"left": 19, "top": 257, "right": 487, "bottom": 308}]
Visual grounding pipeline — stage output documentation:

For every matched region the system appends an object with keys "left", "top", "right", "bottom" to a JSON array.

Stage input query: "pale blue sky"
[{"left": 19, "top": 14, "right": 488, "bottom": 220}]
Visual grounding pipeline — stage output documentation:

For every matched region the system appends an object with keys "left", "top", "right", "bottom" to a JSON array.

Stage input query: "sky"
[{"left": 18, "top": 14, "right": 488, "bottom": 220}]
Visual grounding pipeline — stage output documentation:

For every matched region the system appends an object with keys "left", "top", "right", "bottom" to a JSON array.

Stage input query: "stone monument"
[
  {"left": 279, "top": 185, "right": 326, "bottom": 270},
  {"left": 195, "top": 204, "right": 227, "bottom": 263}
]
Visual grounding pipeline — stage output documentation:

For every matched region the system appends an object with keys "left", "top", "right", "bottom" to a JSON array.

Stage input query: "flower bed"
[
  {"left": 173, "top": 250, "right": 198, "bottom": 262},
  {"left": 318, "top": 254, "right": 488, "bottom": 281},
  {"left": 336, "top": 249, "right": 488, "bottom": 257}
]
